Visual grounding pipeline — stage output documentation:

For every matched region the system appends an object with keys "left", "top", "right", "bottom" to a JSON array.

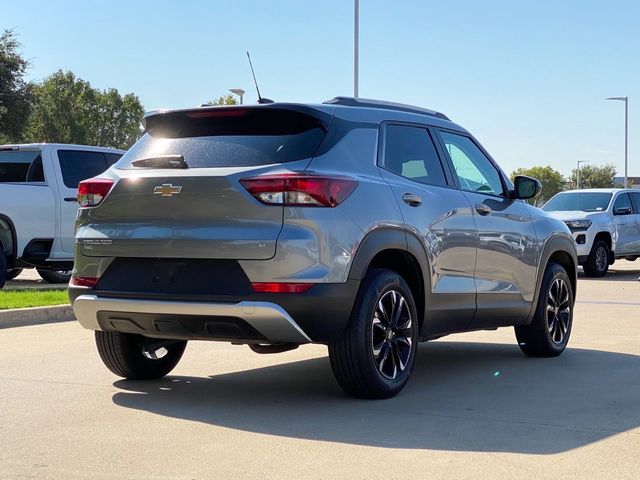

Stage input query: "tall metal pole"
[
  {"left": 354, "top": 0, "right": 359, "bottom": 98},
  {"left": 606, "top": 96, "right": 629, "bottom": 188},
  {"left": 624, "top": 97, "right": 628, "bottom": 188}
]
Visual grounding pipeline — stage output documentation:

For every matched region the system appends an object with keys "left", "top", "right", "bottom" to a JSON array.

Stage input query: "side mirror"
[
  {"left": 512, "top": 175, "right": 542, "bottom": 200},
  {"left": 614, "top": 207, "right": 632, "bottom": 216}
]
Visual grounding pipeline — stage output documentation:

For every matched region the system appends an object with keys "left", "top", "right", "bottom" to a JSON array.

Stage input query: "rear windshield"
[
  {"left": 0, "top": 150, "right": 44, "bottom": 183},
  {"left": 116, "top": 108, "right": 328, "bottom": 169},
  {"left": 543, "top": 192, "right": 612, "bottom": 212}
]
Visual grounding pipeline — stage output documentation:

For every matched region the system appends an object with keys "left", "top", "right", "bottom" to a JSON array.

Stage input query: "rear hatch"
[{"left": 77, "top": 105, "right": 333, "bottom": 260}]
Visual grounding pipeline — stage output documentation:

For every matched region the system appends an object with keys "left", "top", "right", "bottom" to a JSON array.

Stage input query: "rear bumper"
[{"left": 69, "top": 280, "right": 359, "bottom": 344}]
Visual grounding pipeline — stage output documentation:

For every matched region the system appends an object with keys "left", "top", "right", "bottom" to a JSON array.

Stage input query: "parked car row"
[
  {"left": 0, "top": 144, "right": 124, "bottom": 288},
  {"left": 543, "top": 188, "right": 640, "bottom": 277}
]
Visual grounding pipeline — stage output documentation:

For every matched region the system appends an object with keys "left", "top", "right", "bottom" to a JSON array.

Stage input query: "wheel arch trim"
[
  {"left": 347, "top": 227, "right": 433, "bottom": 333},
  {"left": 528, "top": 234, "right": 578, "bottom": 322}
]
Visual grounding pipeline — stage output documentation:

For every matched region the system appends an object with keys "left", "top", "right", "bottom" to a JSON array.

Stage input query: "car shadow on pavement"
[{"left": 112, "top": 341, "right": 640, "bottom": 454}]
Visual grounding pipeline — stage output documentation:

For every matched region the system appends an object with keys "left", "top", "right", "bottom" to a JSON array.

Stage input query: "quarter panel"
[{"left": 239, "top": 172, "right": 400, "bottom": 283}]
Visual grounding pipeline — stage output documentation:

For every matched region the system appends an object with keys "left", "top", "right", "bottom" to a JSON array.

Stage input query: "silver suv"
[{"left": 70, "top": 97, "right": 577, "bottom": 398}]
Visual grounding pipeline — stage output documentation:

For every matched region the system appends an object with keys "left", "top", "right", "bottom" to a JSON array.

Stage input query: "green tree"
[
  {"left": 25, "top": 70, "right": 144, "bottom": 149},
  {"left": 0, "top": 29, "right": 32, "bottom": 143},
  {"left": 205, "top": 94, "right": 238, "bottom": 106},
  {"left": 568, "top": 164, "right": 616, "bottom": 189},
  {"left": 510, "top": 165, "right": 565, "bottom": 205}
]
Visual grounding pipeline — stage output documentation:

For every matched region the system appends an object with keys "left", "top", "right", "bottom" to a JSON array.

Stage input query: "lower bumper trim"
[{"left": 72, "top": 294, "right": 311, "bottom": 344}]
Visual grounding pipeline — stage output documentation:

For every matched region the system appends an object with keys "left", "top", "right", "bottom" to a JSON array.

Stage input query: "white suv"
[{"left": 543, "top": 188, "right": 640, "bottom": 276}]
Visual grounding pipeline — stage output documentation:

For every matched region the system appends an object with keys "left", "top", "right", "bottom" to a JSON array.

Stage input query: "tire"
[
  {"left": 6, "top": 268, "right": 23, "bottom": 281},
  {"left": 95, "top": 331, "right": 187, "bottom": 380},
  {"left": 0, "top": 250, "right": 6, "bottom": 289},
  {"left": 328, "top": 269, "right": 419, "bottom": 399},
  {"left": 583, "top": 240, "right": 609, "bottom": 277},
  {"left": 37, "top": 268, "right": 72, "bottom": 284},
  {"left": 515, "top": 263, "right": 573, "bottom": 357}
]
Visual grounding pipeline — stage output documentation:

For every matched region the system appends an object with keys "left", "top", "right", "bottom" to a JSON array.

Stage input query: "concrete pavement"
[{"left": 0, "top": 262, "right": 639, "bottom": 479}]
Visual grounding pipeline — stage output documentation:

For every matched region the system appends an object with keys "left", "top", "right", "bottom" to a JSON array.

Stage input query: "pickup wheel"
[
  {"left": 0, "top": 250, "right": 6, "bottom": 289},
  {"left": 583, "top": 240, "right": 609, "bottom": 277},
  {"left": 515, "top": 262, "right": 573, "bottom": 357},
  {"left": 37, "top": 268, "right": 72, "bottom": 284},
  {"left": 328, "top": 269, "right": 418, "bottom": 399},
  {"left": 95, "top": 331, "right": 187, "bottom": 380}
]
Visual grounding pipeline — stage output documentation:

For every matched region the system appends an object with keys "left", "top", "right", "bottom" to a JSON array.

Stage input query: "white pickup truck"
[{"left": 0, "top": 143, "right": 125, "bottom": 288}]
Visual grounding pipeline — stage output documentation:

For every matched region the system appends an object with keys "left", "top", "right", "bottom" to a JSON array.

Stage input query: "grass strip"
[{"left": 0, "top": 289, "right": 69, "bottom": 310}]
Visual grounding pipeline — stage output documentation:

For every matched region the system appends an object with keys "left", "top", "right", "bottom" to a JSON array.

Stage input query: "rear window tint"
[
  {"left": 116, "top": 108, "right": 328, "bottom": 169},
  {"left": 632, "top": 192, "right": 640, "bottom": 213},
  {"left": 58, "top": 150, "right": 111, "bottom": 188},
  {"left": 0, "top": 151, "right": 44, "bottom": 183},
  {"left": 382, "top": 125, "right": 447, "bottom": 187}
]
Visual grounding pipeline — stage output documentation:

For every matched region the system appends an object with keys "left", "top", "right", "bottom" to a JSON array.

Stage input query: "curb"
[
  {"left": 4, "top": 282, "right": 68, "bottom": 291},
  {"left": 0, "top": 305, "right": 75, "bottom": 329}
]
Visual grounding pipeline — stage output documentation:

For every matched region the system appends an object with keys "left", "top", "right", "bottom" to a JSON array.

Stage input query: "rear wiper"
[{"left": 131, "top": 155, "right": 188, "bottom": 169}]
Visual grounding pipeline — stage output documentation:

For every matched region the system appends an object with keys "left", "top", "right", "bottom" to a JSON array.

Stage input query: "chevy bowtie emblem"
[{"left": 153, "top": 184, "right": 182, "bottom": 197}]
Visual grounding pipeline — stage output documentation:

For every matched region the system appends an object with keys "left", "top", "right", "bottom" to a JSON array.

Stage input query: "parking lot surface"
[
  {"left": 5, "top": 269, "right": 67, "bottom": 290},
  {"left": 1, "top": 262, "right": 639, "bottom": 479}
]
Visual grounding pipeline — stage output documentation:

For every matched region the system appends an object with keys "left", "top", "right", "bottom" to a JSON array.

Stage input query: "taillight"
[
  {"left": 252, "top": 282, "right": 314, "bottom": 293},
  {"left": 240, "top": 174, "right": 357, "bottom": 207},
  {"left": 77, "top": 178, "right": 114, "bottom": 207},
  {"left": 71, "top": 276, "right": 99, "bottom": 287}
]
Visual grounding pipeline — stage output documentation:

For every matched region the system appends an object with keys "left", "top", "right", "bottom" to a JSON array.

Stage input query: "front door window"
[{"left": 439, "top": 131, "right": 504, "bottom": 196}]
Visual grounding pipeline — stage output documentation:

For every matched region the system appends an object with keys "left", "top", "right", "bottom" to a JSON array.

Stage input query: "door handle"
[
  {"left": 402, "top": 193, "right": 422, "bottom": 207},
  {"left": 475, "top": 203, "right": 492, "bottom": 215},
  {"left": 64, "top": 197, "right": 78, "bottom": 202}
]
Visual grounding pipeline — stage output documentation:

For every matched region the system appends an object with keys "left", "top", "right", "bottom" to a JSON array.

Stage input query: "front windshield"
[{"left": 543, "top": 192, "right": 612, "bottom": 212}]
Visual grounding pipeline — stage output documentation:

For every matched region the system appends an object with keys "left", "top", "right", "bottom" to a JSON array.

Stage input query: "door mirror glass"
[
  {"left": 513, "top": 175, "right": 541, "bottom": 200},
  {"left": 614, "top": 207, "right": 632, "bottom": 216}
]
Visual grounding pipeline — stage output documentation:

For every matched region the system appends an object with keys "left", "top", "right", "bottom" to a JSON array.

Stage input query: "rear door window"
[
  {"left": 57, "top": 150, "right": 110, "bottom": 188},
  {"left": 116, "top": 108, "right": 328, "bottom": 169},
  {"left": 631, "top": 192, "right": 640, "bottom": 213},
  {"left": 0, "top": 151, "right": 44, "bottom": 183},
  {"left": 381, "top": 124, "right": 447, "bottom": 187}
]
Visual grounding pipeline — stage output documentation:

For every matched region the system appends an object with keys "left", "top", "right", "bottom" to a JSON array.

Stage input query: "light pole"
[
  {"left": 576, "top": 160, "right": 589, "bottom": 190},
  {"left": 354, "top": 0, "right": 359, "bottom": 97},
  {"left": 229, "top": 88, "right": 245, "bottom": 105},
  {"left": 606, "top": 96, "right": 629, "bottom": 188}
]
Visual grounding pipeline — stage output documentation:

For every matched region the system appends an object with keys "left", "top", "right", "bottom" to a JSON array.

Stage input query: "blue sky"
[{"left": 2, "top": 0, "right": 639, "bottom": 176}]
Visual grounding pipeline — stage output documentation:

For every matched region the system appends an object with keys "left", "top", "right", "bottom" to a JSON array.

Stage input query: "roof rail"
[{"left": 323, "top": 96, "right": 450, "bottom": 121}]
